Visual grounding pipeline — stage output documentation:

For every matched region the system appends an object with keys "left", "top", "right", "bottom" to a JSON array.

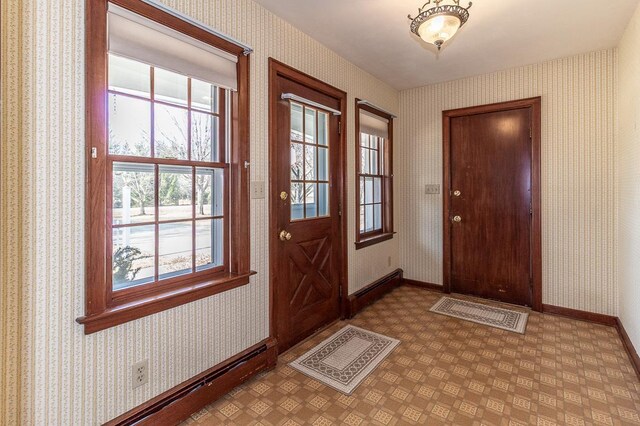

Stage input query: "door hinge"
[
  {"left": 529, "top": 127, "right": 532, "bottom": 139},
  {"left": 338, "top": 202, "right": 342, "bottom": 216},
  {"left": 338, "top": 121, "right": 342, "bottom": 135}
]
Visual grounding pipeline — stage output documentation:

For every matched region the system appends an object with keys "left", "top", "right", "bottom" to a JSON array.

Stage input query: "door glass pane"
[
  {"left": 192, "top": 111, "right": 219, "bottom": 162},
  {"left": 158, "top": 221, "right": 193, "bottom": 279},
  {"left": 159, "top": 165, "right": 192, "bottom": 221},
  {"left": 196, "top": 218, "right": 223, "bottom": 271},
  {"left": 291, "top": 103, "right": 303, "bottom": 142},
  {"left": 365, "top": 205, "right": 374, "bottom": 232},
  {"left": 154, "top": 68, "right": 188, "bottom": 107},
  {"left": 364, "top": 177, "right": 374, "bottom": 204},
  {"left": 305, "top": 183, "right": 317, "bottom": 218},
  {"left": 373, "top": 177, "right": 382, "bottom": 203},
  {"left": 318, "top": 183, "right": 329, "bottom": 217},
  {"left": 191, "top": 79, "right": 217, "bottom": 113},
  {"left": 108, "top": 94, "right": 151, "bottom": 156},
  {"left": 304, "top": 108, "right": 316, "bottom": 143},
  {"left": 374, "top": 204, "right": 382, "bottom": 230},
  {"left": 112, "top": 225, "right": 155, "bottom": 290},
  {"left": 196, "top": 168, "right": 224, "bottom": 217},
  {"left": 291, "top": 182, "right": 304, "bottom": 220},
  {"left": 318, "top": 147, "right": 328, "bottom": 181},
  {"left": 305, "top": 145, "right": 316, "bottom": 180},
  {"left": 108, "top": 54, "right": 150, "bottom": 98},
  {"left": 318, "top": 112, "right": 328, "bottom": 146},
  {"left": 155, "top": 104, "right": 188, "bottom": 159},
  {"left": 290, "top": 143, "right": 303, "bottom": 180},
  {"left": 112, "top": 162, "right": 155, "bottom": 225}
]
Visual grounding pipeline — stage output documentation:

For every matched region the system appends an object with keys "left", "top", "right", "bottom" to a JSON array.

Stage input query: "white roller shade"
[
  {"left": 108, "top": 3, "right": 238, "bottom": 91},
  {"left": 359, "top": 109, "right": 389, "bottom": 139}
]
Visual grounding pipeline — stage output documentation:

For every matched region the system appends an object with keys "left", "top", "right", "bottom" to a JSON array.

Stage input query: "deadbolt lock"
[
  {"left": 453, "top": 190, "right": 461, "bottom": 197},
  {"left": 280, "top": 191, "right": 288, "bottom": 201},
  {"left": 452, "top": 215, "right": 462, "bottom": 223},
  {"left": 279, "top": 230, "right": 292, "bottom": 241}
]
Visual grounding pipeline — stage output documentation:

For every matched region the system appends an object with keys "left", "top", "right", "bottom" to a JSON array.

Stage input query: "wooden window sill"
[
  {"left": 77, "top": 270, "right": 257, "bottom": 334},
  {"left": 355, "top": 232, "right": 395, "bottom": 250}
]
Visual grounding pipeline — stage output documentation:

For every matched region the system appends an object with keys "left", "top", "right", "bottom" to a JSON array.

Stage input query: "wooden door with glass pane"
[{"left": 271, "top": 65, "right": 344, "bottom": 354}]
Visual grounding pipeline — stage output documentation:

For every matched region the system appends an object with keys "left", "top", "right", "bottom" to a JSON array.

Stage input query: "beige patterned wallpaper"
[
  {"left": 0, "top": 0, "right": 399, "bottom": 423},
  {"left": 618, "top": 4, "right": 640, "bottom": 355},
  {"left": 1, "top": 0, "right": 23, "bottom": 423},
  {"left": 398, "top": 50, "right": 618, "bottom": 315}
]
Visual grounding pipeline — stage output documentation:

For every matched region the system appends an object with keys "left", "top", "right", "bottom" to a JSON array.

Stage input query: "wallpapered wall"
[
  {"left": 397, "top": 50, "right": 618, "bottom": 315},
  {"left": 0, "top": 0, "right": 399, "bottom": 423},
  {"left": 618, "top": 4, "right": 640, "bottom": 357}
]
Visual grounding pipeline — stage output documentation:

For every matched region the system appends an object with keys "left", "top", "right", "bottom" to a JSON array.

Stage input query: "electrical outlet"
[
  {"left": 251, "top": 181, "right": 265, "bottom": 199},
  {"left": 425, "top": 184, "right": 440, "bottom": 194},
  {"left": 132, "top": 359, "right": 149, "bottom": 389}
]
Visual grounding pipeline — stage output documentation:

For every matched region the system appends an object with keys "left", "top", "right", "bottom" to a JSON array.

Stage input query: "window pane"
[
  {"left": 191, "top": 79, "right": 217, "bottom": 113},
  {"left": 155, "top": 104, "right": 188, "bottom": 159},
  {"left": 370, "top": 137, "right": 378, "bottom": 150},
  {"left": 318, "top": 183, "right": 329, "bottom": 217},
  {"left": 158, "top": 221, "right": 193, "bottom": 279},
  {"left": 359, "top": 206, "right": 365, "bottom": 233},
  {"left": 373, "top": 177, "right": 382, "bottom": 203},
  {"left": 159, "top": 165, "right": 192, "bottom": 221},
  {"left": 192, "top": 111, "right": 219, "bottom": 162},
  {"left": 364, "top": 177, "right": 374, "bottom": 204},
  {"left": 291, "top": 103, "right": 303, "bottom": 142},
  {"left": 318, "top": 147, "right": 328, "bottom": 181},
  {"left": 108, "top": 55, "right": 150, "bottom": 98},
  {"left": 318, "top": 112, "right": 328, "bottom": 146},
  {"left": 108, "top": 93, "right": 151, "bottom": 156},
  {"left": 155, "top": 68, "right": 188, "bottom": 106},
  {"left": 196, "top": 168, "right": 224, "bottom": 217},
  {"left": 360, "top": 133, "right": 369, "bottom": 148},
  {"left": 112, "top": 225, "right": 155, "bottom": 290},
  {"left": 196, "top": 219, "right": 223, "bottom": 271},
  {"left": 290, "top": 143, "right": 304, "bottom": 180},
  {"left": 305, "top": 183, "right": 317, "bottom": 218},
  {"left": 371, "top": 149, "right": 379, "bottom": 174},
  {"left": 365, "top": 204, "right": 374, "bottom": 232},
  {"left": 305, "top": 145, "right": 316, "bottom": 180},
  {"left": 112, "top": 162, "right": 155, "bottom": 225},
  {"left": 304, "top": 108, "right": 315, "bottom": 143},
  {"left": 359, "top": 177, "right": 365, "bottom": 205},
  {"left": 291, "top": 182, "right": 304, "bottom": 220},
  {"left": 374, "top": 204, "right": 382, "bottom": 230},
  {"left": 361, "top": 147, "right": 370, "bottom": 174}
]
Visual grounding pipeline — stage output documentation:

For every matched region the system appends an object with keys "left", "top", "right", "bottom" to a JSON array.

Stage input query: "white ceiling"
[{"left": 253, "top": 0, "right": 640, "bottom": 90}]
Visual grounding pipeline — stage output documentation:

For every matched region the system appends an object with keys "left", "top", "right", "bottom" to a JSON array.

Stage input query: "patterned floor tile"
[{"left": 182, "top": 287, "right": 640, "bottom": 425}]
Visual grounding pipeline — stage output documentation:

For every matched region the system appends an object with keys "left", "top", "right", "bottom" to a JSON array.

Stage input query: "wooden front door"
[
  {"left": 444, "top": 99, "right": 542, "bottom": 308},
  {"left": 269, "top": 60, "right": 345, "bottom": 353}
]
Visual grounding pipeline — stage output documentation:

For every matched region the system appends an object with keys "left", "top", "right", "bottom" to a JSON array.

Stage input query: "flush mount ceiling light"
[{"left": 408, "top": 0, "right": 472, "bottom": 51}]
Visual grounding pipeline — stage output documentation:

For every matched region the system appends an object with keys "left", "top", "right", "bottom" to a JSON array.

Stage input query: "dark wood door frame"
[
  {"left": 442, "top": 97, "right": 542, "bottom": 312},
  {"left": 268, "top": 58, "right": 349, "bottom": 347}
]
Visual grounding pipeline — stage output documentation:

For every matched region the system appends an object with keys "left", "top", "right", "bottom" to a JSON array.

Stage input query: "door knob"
[
  {"left": 280, "top": 191, "right": 288, "bottom": 201},
  {"left": 279, "top": 230, "right": 292, "bottom": 241},
  {"left": 453, "top": 190, "right": 461, "bottom": 197},
  {"left": 452, "top": 215, "right": 462, "bottom": 223}
]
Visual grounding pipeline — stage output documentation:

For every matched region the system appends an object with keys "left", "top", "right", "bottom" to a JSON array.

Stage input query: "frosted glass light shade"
[{"left": 417, "top": 14, "right": 461, "bottom": 48}]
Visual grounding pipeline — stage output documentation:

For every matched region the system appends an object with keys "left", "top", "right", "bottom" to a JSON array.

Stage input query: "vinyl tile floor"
[{"left": 182, "top": 286, "right": 640, "bottom": 425}]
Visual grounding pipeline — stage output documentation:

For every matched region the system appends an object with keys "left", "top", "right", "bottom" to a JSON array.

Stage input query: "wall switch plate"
[
  {"left": 387, "top": 256, "right": 392, "bottom": 267},
  {"left": 132, "top": 359, "right": 149, "bottom": 389},
  {"left": 425, "top": 184, "right": 440, "bottom": 194},
  {"left": 251, "top": 181, "right": 265, "bottom": 199}
]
